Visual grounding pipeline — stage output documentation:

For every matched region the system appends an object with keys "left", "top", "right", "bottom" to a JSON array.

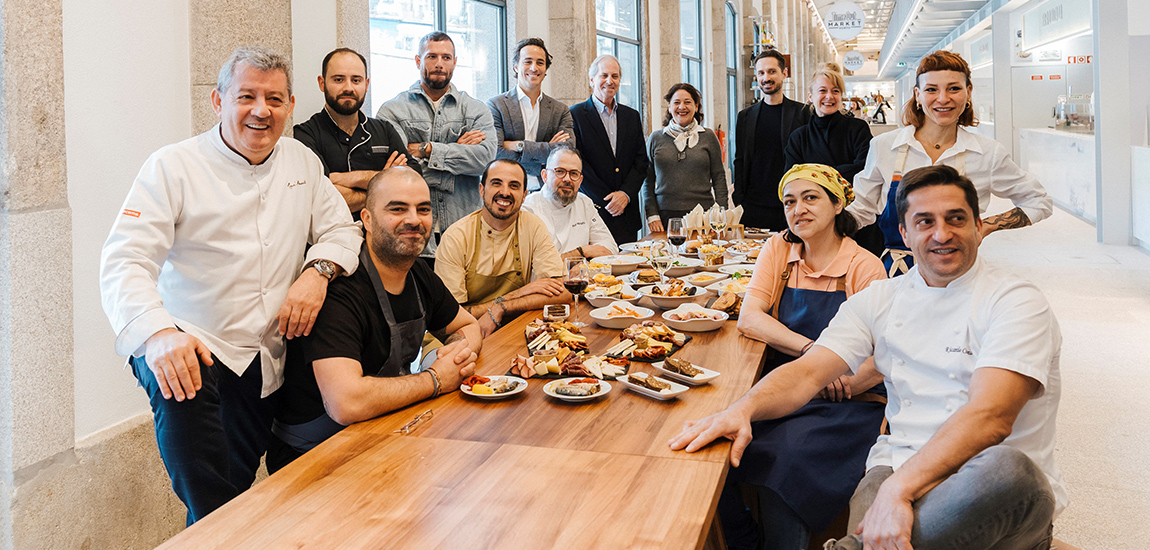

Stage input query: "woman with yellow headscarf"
[{"left": 715, "top": 164, "right": 888, "bottom": 550}]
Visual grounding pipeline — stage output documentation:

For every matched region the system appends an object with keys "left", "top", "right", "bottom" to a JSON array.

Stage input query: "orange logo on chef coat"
[{"left": 122, "top": 209, "right": 141, "bottom": 218}]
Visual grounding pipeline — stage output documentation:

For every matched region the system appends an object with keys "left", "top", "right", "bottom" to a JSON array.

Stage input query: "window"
[
  {"left": 368, "top": 0, "right": 506, "bottom": 115},
  {"left": 680, "top": 0, "right": 702, "bottom": 89},
  {"left": 596, "top": 0, "right": 643, "bottom": 112},
  {"left": 725, "top": 2, "right": 738, "bottom": 171}
]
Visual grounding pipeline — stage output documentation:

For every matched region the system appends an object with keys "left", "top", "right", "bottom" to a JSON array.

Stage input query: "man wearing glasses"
[{"left": 523, "top": 146, "right": 618, "bottom": 259}]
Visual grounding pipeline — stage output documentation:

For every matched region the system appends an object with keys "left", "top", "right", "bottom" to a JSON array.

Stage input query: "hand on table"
[
  {"left": 513, "top": 279, "right": 566, "bottom": 298},
  {"left": 856, "top": 482, "right": 917, "bottom": 550},
  {"left": 277, "top": 268, "right": 329, "bottom": 339},
  {"left": 457, "top": 130, "right": 486, "bottom": 145},
  {"left": 818, "top": 374, "right": 853, "bottom": 402},
  {"left": 667, "top": 406, "right": 753, "bottom": 467},
  {"left": 647, "top": 219, "right": 665, "bottom": 234},
  {"left": 604, "top": 191, "right": 630, "bottom": 216},
  {"left": 431, "top": 340, "right": 477, "bottom": 393},
  {"left": 144, "top": 328, "right": 212, "bottom": 401}
]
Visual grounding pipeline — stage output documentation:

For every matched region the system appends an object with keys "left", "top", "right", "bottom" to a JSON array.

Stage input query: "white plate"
[
  {"left": 661, "top": 304, "right": 728, "bottom": 332},
  {"left": 718, "top": 264, "right": 757, "bottom": 277},
  {"left": 682, "top": 272, "right": 728, "bottom": 286},
  {"left": 589, "top": 302, "right": 656, "bottom": 329},
  {"left": 638, "top": 284, "right": 708, "bottom": 309},
  {"left": 698, "top": 256, "right": 747, "bottom": 272},
  {"left": 597, "top": 254, "right": 648, "bottom": 275},
  {"left": 585, "top": 285, "right": 641, "bottom": 308},
  {"left": 543, "top": 378, "right": 612, "bottom": 402},
  {"left": 619, "top": 242, "right": 654, "bottom": 253},
  {"left": 664, "top": 257, "right": 703, "bottom": 277},
  {"left": 651, "top": 361, "right": 721, "bottom": 386},
  {"left": 705, "top": 278, "right": 749, "bottom": 297},
  {"left": 617, "top": 373, "right": 688, "bottom": 400},
  {"left": 460, "top": 376, "right": 529, "bottom": 399}
]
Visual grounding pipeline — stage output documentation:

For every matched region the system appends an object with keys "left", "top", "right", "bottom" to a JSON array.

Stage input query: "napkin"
[
  {"left": 726, "top": 205, "right": 743, "bottom": 226},
  {"left": 685, "top": 204, "right": 706, "bottom": 228}
]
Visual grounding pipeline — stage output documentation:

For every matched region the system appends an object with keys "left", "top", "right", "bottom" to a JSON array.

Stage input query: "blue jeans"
[
  {"left": 132, "top": 353, "right": 274, "bottom": 525},
  {"left": 832, "top": 446, "right": 1054, "bottom": 550}
]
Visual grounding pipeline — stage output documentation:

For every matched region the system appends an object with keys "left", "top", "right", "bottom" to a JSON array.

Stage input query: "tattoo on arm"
[
  {"left": 443, "top": 330, "right": 465, "bottom": 345},
  {"left": 983, "top": 207, "right": 1031, "bottom": 231}
]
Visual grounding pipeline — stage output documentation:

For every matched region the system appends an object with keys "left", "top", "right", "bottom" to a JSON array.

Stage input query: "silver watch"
[
  {"left": 308, "top": 259, "right": 336, "bottom": 281},
  {"left": 516, "top": 141, "right": 525, "bottom": 153}
]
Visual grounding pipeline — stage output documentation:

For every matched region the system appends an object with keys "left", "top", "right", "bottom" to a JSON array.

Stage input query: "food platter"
[
  {"left": 543, "top": 378, "right": 612, "bottom": 402},
  {"left": 603, "top": 322, "right": 692, "bottom": 362},
  {"left": 651, "top": 359, "right": 721, "bottom": 386},
  {"left": 508, "top": 350, "right": 631, "bottom": 381},
  {"left": 617, "top": 372, "right": 688, "bottom": 401},
  {"left": 460, "top": 375, "right": 529, "bottom": 399}
]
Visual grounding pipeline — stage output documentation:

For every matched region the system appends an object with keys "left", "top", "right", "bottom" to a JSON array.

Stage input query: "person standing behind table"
[
  {"left": 673, "top": 164, "right": 1065, "bottom": 550},
  {"left": 377, "top": 31, "right": 497, "bottom": 258},
  {"left": 849, "top": 50, "right": 1052, "bottom": 277},
  {"left": 643, "top": 83, "right": 728, "bottom": 233},
  {"left": 570, "top": 55, "right": 649, "bottom": 245},
  {"left": 294, "top": 47, "right": 413, "bottom": 219},
  {"left": 522, "top": 146, "right": 619, "bottom": 259},
  {"left": 268, "top": 168, "right": 481, "bottom": 472},
  {"left": 732, "top": 48, "right": 811, "bottom": 230},
  {"left": 99, "top": 47, "right": 362, "bottom": 524},
  {"left": 435, "top": 159, "right": 571, "bottom": 338},
  {"left": 487, "top": 38, "right": 574, "bottom": 192},
  {"left": 784, "top": 63, "right": 881, "bottom": 256}
]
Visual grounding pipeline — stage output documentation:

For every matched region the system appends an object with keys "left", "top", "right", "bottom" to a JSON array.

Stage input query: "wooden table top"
[{"left": 159, "top": 293, "right": 768, "bottom": 550}]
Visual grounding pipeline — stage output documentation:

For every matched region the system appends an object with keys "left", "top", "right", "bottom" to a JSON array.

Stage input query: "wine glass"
[
  {"left": 667, "top": 218, "right": 686, "bottom": 254},
  {"left": 648, "top": 240, "right": 674, "bottom": 286},
  {"left": 708, "top": 205, "right": 727, "bottom": 240},
  {"left": 564, "top": 258, "right": 590, "bottom": 319}
]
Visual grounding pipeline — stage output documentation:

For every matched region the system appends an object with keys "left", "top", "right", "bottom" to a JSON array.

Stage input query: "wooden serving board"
[
  {"left": 503, "top": 359, "right": 631, "bottom": 381},
  {"left": 604, "top": 333, "right": 693, "bottom": 362}
]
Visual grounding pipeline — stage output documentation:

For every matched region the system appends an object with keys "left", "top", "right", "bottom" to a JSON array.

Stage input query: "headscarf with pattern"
[{"left": 777, "top": 163, "right": 855, "bottom": 206}]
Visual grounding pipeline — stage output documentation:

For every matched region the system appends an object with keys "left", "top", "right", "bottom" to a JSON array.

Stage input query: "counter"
[{"left": 1019, "top": 128, "right": 1096, "bottom": 223}]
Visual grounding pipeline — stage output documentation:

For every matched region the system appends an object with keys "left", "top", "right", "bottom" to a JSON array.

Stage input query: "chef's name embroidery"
[
  {"left": 288, "top": 180, "right": 307, "bottom": 188},
  {"left": 122, "top": 209, "right": 141, "bottom": 218},
  {"left": 946, "top": 346, "right": 973, "bottom": 355}
]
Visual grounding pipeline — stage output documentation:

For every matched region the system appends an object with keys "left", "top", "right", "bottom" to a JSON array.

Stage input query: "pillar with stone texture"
[{"left": 547, "top": 0, "right": 597, "bottom": 108}]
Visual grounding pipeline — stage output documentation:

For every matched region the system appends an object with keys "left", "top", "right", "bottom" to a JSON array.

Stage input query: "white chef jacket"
[
  {"left": 816, "top": 257, "right": 1067, "bottom": 517},
  {"left": 522, "top": 190, "right": 619, "bottom": 256},
  {"left": 100, "top": 125, "right": 363, "bottom": 397},
  {"left": 517, "top": 85, "right": 542, "bottom": 191},
  {"left": 848, "top": 126, "right": 1053, "bottom": 227}
]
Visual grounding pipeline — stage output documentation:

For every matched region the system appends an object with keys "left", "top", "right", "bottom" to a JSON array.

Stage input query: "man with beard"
[
  {"left": 269, "top": 167, "right": 482, "bottom": 471},
  {"left": 435, "top": 159, "right": 569, "bottom": 337},
  {"left": 522, "top": 146, "right": 617, "bottom": 259},
  {"left": 295, "top": 48, "right": 413, "bottom": 217},
  {"left": 733, "top": 48, "right": 810, "bottom": 230},
  {"left": 377, "top": 32, "right": 497, "bottom": 258}
]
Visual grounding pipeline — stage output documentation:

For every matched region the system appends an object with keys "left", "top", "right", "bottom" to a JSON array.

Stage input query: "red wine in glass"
[
  {"left": 564, "top": 280, "right": 589, "bottom": 295},
  {"left": 668, "top": 235, "right": 687, "bottom": 247}
]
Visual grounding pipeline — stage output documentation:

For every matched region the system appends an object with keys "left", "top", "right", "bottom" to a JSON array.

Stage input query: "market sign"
[
  {"left": 969, "top": 34, "right": 992, "bottom": 67},
  {"left": 842, "top": 50, "right": 866, "bottom": 72},
  {"left": 823, "top": 2, "right": 866, "bottom": 41},
  {"left": 1022, "top": 0, "right": 1091, "bottom": 51}
]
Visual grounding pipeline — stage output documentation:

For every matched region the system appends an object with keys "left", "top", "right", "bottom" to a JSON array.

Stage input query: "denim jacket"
[{"left": 377, "top": 82, "right": 497, "bottom": 251}]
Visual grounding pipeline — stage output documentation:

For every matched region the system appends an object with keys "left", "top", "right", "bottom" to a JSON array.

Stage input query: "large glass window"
[
  {"left": 725, "top": 2, "right": 738, "bottom": 171},
  {"left": 680, "top": 0, "right": 702, "bottom": 89},
  {"left": 368, "top": 0, "right": 506, "bottom": 115},
  {"left": 596, "top": 0, "right": 643, "bottom": 112}
]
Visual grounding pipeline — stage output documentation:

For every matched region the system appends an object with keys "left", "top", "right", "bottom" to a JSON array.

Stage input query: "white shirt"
[
  {"left": 817, "top": 257, "right": 1067, "bottom": 517},
  {"left": 849, "top": 126, "right": 1053, "bottom": 227},
  {"left": 517, "top": 85, "right": 542, "bottom": 190},
  {"left": 100, "top": 125, "right": 363, "bottom": 397},
  {"left": 522, "top": 190, "right": 619, "bottom": 255}
]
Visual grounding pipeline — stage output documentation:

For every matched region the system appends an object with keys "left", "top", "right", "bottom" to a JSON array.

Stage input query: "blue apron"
[
  {"left": 876, "top": 146, "right": 966, "bottom": 277},
  {"left": 729, "top": 260, "right": 886, "bottom": 533}
]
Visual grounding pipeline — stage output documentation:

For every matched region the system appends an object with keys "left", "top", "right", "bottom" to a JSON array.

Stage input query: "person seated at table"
[
  {"left": 672, "top": 165, "right": 1065, "bottom": 550},
  {"left": 522, "top": 146, "right": 618, "bottom": 259},
  {"left": 716, "top": 164, "right": 887, "bottom": 550},
  {"left": 268, "top": 167, "right": 482, "bottom": 473},
  {"left": 435, "top": 158, "right": 570, "bottom": 338}
]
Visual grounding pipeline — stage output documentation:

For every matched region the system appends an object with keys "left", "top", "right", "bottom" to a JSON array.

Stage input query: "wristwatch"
[
  {"left": 306, "top": 259, "right": 336, "bottom": 281},
  {"left": 515, "top": 141, "right": 525, "bottom": 153},
  {"left": 422, "top": 142, "right": 432, "bottom": 157}
]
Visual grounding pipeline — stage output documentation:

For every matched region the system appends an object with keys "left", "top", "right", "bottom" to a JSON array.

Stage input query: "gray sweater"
[{"left": 643, "top": 128, "right": 729, "bottom": 219}]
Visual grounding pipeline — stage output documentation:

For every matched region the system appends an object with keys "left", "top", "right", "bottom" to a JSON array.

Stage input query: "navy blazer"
[{"left": 570, "top": 97, "right": 649, "bottom": 240}]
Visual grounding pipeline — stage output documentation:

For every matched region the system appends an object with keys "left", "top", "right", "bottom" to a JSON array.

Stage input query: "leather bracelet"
[
  {"left": 426, "top": 367, "right": 441, "bottom": 398},
  {"left": 577, "top": 246, "right": 586, "bottom": 258},
  {"left": 800, "top": 340, "right": 815, "bottom": 356}
]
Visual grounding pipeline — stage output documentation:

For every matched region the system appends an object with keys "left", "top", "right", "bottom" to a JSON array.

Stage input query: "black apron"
[{"left": 273, "top": 247, "right": 428, "bottom": 452}]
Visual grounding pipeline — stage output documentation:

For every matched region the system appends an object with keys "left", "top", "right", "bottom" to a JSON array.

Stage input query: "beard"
[
  {"left": 325, "top": 90, "right": 364, "bottom": 116},
  {"left": 422, "top": 71, "right": 451, "bottom": 90},
  {"left": 547, "top": 184, "right": 577, "bottom": 207},
  {"left": 759, "top": 80, "right": 780, "bottom": 95},
  {"left": 485, "top": 194, "right": 518, "bottom": 220},
  {"left": 371, "top": 223, "right": 429, "bottom": 261}
]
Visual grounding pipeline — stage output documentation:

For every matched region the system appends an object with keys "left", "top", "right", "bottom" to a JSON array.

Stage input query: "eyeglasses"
[
  {"left": 549, "top": 168, "right": 583, "bottom": 181},
  {"left": 393, "top": 409, "right": 433, "bottom": 434}
]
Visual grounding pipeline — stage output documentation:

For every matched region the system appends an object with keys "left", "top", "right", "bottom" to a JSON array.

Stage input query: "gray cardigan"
[
  {"left": 487, "top": 89, "right": 575, "bottom": 180},
  {"left": 643, "top": 128, "right": 728, "bottom": 219}
]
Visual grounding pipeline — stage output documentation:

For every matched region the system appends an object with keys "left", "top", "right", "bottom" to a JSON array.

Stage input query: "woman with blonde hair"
[{"left": 848, "top": 50, "right": 1052, "bottom": 276}]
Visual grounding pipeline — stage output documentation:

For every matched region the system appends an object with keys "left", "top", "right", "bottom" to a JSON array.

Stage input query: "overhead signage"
[
  {"left": 1051, "top": 75, "right": 1062, "bottom": 79},
  {"left": 1022, "top": 0, "right": 1091, "bottom": 51},
  {"left": 823, "top": 2, "right": 866, "bottom": 41},
  {"left": 1031, "top": 75, "right": 1043, "bottom": 80},
  {"left": 842, "top": 51, "right": 866, "bottom": 72},
  {"left": 1067, "top": 55, "right": 1092, "bottom": 63},
  {"left": 969, "top": 34, "right": 993, "bottom": 67}
]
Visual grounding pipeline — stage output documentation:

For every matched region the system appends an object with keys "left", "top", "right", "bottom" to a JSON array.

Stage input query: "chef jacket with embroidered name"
[
  {"left": 100, "top": 125, "right": 363, "bottom": 397},
  {"left": 815, "top": 257, "right": 1067, "bottom": 516},
  {"left": 521, "top": 191, "right": 618, "bottom": 256}
]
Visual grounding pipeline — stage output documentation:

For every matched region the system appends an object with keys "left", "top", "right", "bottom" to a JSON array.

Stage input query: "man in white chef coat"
[
  {"left": 99, "top": 46, "right": 362, "bottom": 524},
  {"left": 671, "top": 164, "right": 1064, "bottom": 550},
  {"left": 521, "top": 146, "right": 618, "bottom": 259}
]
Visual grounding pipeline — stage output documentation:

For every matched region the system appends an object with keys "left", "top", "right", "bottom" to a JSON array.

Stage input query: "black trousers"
[{"left": 132, "top": 352, "right": 274, "bottom": 525}]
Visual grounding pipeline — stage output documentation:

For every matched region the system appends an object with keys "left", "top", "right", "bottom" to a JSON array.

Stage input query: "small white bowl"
[
  {"left": 661, "top": 304, "right": 729, "bottom": 332},
  {"left": 682, "top": 272, "right": 728, "bottom": 286},
  {"left": 664, "top": 257, "right": 703, "bottom": 277},
  {"left": 589, "top": 301, "right": 656, "bottom": 329},
  {"left": 584, "top": 286, "right": 641, "bottom": 308},
  {"left": 617, "top": 373, "right": 688, "bottom": 401},
  {"left": 718, "top": 264, "right": 757, "bottom": 277},
  {"left": 705, "top": 279, "right": 749, "bottom": 298},
  {"left": 597, "top": 254, "right": 648, "bottom": 275},
  {"left": 638, "top": 284, "right": 708, "bottom": 309}
]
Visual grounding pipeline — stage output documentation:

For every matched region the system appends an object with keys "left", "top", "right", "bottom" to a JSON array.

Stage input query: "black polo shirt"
[
  {"left": 277, "top": 259, "right": 460, "bottom": 425},
  {"left": 294, "top": 109, "right": 411, "bottom": 176}
]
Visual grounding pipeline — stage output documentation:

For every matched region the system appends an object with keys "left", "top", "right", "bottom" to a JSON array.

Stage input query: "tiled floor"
[{"left": 979, "top": 199, "right": 1150, "bottom": 549}]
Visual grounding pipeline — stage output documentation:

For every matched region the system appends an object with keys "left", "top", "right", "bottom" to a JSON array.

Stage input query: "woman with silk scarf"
[{"left": 642, "top": 83, "right": 728, "bottom": 233}]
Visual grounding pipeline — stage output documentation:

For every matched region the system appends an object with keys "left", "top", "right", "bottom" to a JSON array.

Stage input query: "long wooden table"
[{"left": 158, "top": 293, "right": 768, "bottom": 550}]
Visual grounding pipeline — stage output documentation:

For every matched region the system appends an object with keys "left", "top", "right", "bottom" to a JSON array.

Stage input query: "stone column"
[
  {"left": 547, "top": 0, "right": 597, "bottom": 108},
  {"left": 188, "top": 0, "right": 294, "bottom": 133},
  {"left": 0, "top": 0, "right": 74, "bottom": 547},
  {"left": 1093, "top": 0, "right": 1132, "bottom": 244},
  {"left": 656, "top": 0, "right": 682, "bottom": 111},
  {"left": 337, "top": 0, "right": 369, "bottom": 55}
]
